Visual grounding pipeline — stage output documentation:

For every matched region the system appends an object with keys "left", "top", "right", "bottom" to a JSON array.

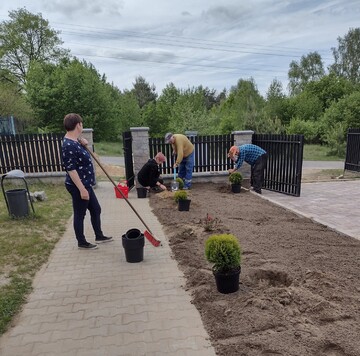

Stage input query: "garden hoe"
[{"left": 84, "top": 146, "right": 161, "bottom": 247}]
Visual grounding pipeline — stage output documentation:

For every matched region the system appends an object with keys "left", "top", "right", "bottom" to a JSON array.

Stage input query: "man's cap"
[
  {"left": 228, "top": 145, "right": 239, "bottom": 157},
  {"left": 155, "top": 152, "right": 166, "bottom": 163},
  {"left": 164, "top": 132, "right": 173, "bottom": 143}
]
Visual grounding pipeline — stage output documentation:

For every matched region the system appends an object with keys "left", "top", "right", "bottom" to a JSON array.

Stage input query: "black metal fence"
[
  {"left": 345, "top": 128, "right": 360, "bottom": 172},
  {"left": 0, "top": 133, "right": 65, "bottom": 175},
  {"left": 1, "top": 132, "right": 304, "bottom": 197},
  {"left": 149, "top": 134, "right": 234, "bottom": 174},
  {"left": 253, "top": 134, "right": 304, "bottom": 196}
]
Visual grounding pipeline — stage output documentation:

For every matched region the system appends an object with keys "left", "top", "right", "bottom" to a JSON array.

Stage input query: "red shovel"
[{"left": 84, "top": 145, "right": 161, "bottom": 247}]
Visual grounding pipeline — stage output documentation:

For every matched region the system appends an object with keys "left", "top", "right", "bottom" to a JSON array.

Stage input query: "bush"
[
  {"left": 229, "top": 172, "right": 243, "bottom": 185},
  {"left": 174, "top": 190, "right": 188, "bottom": 202},
  {"left": 176, "top": 177, "right": 184, "bottom": 190},
  {"left": 286, "top": 118, "right": 320, "bottom": 144},
  {"left": 205, "top": 234, "right": 241, "bottom": 273}
]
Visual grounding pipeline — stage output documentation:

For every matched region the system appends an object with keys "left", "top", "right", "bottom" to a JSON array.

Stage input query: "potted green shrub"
[
  {"left": 205, "top": 234, "right": 242, "bottom": 293},
  {"left": 229, "top": 172, "right": 243, "bottom": 193},
  {"left": 174, "top": 190, "right": 191, "bottom": 211},
  {"left": 176, "top": 177, "right": 184, "bottom": 190}
]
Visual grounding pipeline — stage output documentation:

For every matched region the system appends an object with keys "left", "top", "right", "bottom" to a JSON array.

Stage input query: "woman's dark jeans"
[{"left": 65, "top": 184, "right": 103, "bottom": 245}]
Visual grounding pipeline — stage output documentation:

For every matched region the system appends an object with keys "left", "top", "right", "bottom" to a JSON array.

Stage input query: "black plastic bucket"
[
  {"left": 178, "top": 199, "right": 191, "bottom": 211},
  {"left": 122, "top": 228, "right": 145, "bottom": 263},
  {"left": 5, "top": 189, "right": 29, "bottom": 218},
  {"left": 136, "top": 187, "right": 147, "bottom": 198}
]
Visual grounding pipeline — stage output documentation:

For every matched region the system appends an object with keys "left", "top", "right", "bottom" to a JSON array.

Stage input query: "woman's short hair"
[{"left": 64, "top": 113, "right": 83, "bottom": 131}]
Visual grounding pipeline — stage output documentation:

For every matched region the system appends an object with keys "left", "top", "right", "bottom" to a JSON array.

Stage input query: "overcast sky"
[{"left": 0, "top": 0, "right": 359, "bottom": 96}]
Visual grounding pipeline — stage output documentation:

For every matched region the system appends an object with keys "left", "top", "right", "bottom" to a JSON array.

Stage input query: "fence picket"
[{"left": 0, "top": 133, "right": 65, "bottom": 174}]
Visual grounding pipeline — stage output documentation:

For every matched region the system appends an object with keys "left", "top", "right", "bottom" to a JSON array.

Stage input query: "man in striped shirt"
[{"left": 228, "top": 144, "right": 267, "bottom": 194}]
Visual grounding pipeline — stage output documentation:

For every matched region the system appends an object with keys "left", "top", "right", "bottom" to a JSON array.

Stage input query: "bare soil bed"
[{"left": 149, "top": 183, "right": 360, "bottom": 356}]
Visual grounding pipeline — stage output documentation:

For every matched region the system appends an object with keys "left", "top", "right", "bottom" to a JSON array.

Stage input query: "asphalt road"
[
  {"left": 99, "top": 156, "right": 124, "bottom": 166},
  {"left": 302, "top": 161, "right": 344, "bottom": 169}
]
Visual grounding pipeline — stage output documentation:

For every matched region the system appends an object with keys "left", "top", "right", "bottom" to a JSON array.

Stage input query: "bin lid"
[{"left": 3, "top": 169, "right": 25, "bottom": 178}]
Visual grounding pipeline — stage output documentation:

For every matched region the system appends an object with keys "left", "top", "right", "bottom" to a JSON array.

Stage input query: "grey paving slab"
[
  {"left": 260, "top": 180, "right": 360, "bottom": 241},
  {"left": 0, "top": 182, "right": 215, "bottom": 356}
]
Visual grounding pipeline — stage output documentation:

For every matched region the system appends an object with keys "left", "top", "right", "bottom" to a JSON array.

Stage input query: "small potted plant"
[
  {"left": 205, "top": 234, "right": 242, "bottom": 294},
  {"left": 229, "top": 172, "right": 243, "bottom": 193},
  {"left": 176, "top": 177, "right": 184, "bottom": 190},
  {"left": 174, "top": 190, "right": 191, "bottom": 211}
]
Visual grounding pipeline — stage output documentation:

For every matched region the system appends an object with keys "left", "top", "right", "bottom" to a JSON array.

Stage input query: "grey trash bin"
[
  {"left": 1, "top": 169, "right": 34, "bottom": 218},
  {"left": 5, "top": 189, "right": 29, "bottom": 218}
]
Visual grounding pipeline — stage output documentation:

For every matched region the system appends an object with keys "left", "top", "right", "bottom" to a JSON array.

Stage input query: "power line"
[{"left": 54, "top": 21, "right": 330, "bottom": 56}]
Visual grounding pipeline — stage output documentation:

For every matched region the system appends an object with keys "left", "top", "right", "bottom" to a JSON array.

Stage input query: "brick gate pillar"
[{"left": 130, "top": 127, "right": 150, "bottom": 187}]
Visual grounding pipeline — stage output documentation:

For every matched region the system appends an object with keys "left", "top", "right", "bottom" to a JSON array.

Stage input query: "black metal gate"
[
  {"left": 253, "top": 134, "right": 304, "bottom": 196},
  {"left": 122, "top": 131, "right": 135, "bottom": 189},
  {"left": 345, "top": 128, "right": 360, "bottom": 172}
]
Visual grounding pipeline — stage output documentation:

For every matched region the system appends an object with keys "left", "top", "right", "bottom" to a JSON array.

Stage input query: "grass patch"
[
  {"left": 0, "top": 183, "right": 72, "bottom": 335},
  {"left": 303, "top": 144, "right": 344, "bottom": 161},
  {"left": 94, "top": 141, "right": 123, "bottom": 156}
]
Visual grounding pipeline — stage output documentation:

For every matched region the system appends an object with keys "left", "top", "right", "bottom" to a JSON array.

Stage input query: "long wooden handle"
[{"left": 84, "top": 146, "right": 153, "bottom": 234}]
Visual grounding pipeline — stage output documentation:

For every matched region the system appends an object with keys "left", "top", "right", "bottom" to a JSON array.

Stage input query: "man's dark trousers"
[{"left": 251, "top": 154, "right": 267, "bottom": 192}]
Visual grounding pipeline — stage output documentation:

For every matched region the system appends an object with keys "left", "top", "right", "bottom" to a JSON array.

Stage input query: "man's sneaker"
[
  {"left": 183, "top": 186, "right": 191, "bottom": 190},
  {"left": 78, "top": 242, "right": 98, "bottom": 249},
  {"left": 95, "top": 236, "right": 113, "bottom": 243}
]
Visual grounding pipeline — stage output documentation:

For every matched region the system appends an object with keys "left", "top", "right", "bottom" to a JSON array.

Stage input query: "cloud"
[
  {"left": 42, "top": 0, "right": 124, "bottom": 18},
  {"left": 1, "top": 0, "right": 359, "bottom": 96}
]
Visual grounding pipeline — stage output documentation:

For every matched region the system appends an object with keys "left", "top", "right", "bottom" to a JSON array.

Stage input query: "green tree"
[
  {"left": 131, "top": 76, "right": 157, "bottom": 109},
  {"left": 155, "top": 83, "right": 180, "bottom": 135},
  {"left": 304, "top": 73, "right": 355, "bottom": 110},
  {"left": 0, "top": 8, "right": 68, "bottom": 87},
  {"left": 218, "top": 78, "right": 265, "bottom": 132},
  {"left": 162, "top": 85, "right": 219, "bottom": 134},
  {"left": 265, "top": 79, "right": 287, "bottom": 123},
  {"left": 286, "top": 118, "right": 320, "bottom": 143},
  {"left": 288, "top": 91, "right": 323, "bottom": 122},
  {"left": 115, "top": 90, "right": 142, "bottom": 133},
  {"left": 330, "top": 28, "right": 360, "bottom": 84},
  {"left": 319, "top": 91, "right": 360, "bottom": 150},
  {"left": 0, "top": 81, "right": 33, "bottom": 119},
  {"left": 320, "top": 91, "right": 360, "bottom": 134},
  {"left": 288, "top": 52, "right": 325, "bottom": 96},
  {"left": 26, "top": 58, "right": 118, "bottom": 140},
  {"left": 170, "top": 98, "right": 208, "bottom": 133}
]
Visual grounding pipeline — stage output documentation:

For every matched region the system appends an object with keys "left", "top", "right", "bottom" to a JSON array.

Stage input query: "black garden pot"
[
  {"left": 178, "top": 199, "right": 191, "bottom": 211},
  {"left": 213, "top": 266, "right": 241, "bottom": 294},
  {"left": 122, "top": 228, "right": 145, "bottom": 263},
  {"left": 136, "top": 187, "right": 148, "bottom": 198},
  {"left": 231, "top": 184, "right": 241, "bottom": 193}
]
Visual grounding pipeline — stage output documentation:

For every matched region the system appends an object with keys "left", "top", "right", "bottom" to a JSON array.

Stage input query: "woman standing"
[{"left": 62, "top": 113, "right": 112, "bottom": 249}]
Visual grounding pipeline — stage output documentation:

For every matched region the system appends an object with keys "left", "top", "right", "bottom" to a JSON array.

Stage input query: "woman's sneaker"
[
  {"left": 78, "top": 242, "right": 98, "bottom": 249},
  {"left": 95, "top": 236, "right": 113, "bottom": 243}
]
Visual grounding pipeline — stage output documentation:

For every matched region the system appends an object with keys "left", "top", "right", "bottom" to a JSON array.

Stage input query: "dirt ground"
[{"left": 148, "top": 182, "right": 360, "bottom": 356}]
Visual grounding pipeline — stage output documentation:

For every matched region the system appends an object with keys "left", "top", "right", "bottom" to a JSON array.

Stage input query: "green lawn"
[
  {"left": 0, "top": 183, "right": 72, "bottom": 335},
  {"left": 94, "top": 141, "right": 123, "bottom": 156},
  {"left": 303, "top": 144, "right": 344, "bottom": 161}
]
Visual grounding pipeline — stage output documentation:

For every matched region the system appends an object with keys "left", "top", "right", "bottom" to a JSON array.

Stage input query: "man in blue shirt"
[{"left": 228, "top": 144, "right": 267, "bottom": 194}]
